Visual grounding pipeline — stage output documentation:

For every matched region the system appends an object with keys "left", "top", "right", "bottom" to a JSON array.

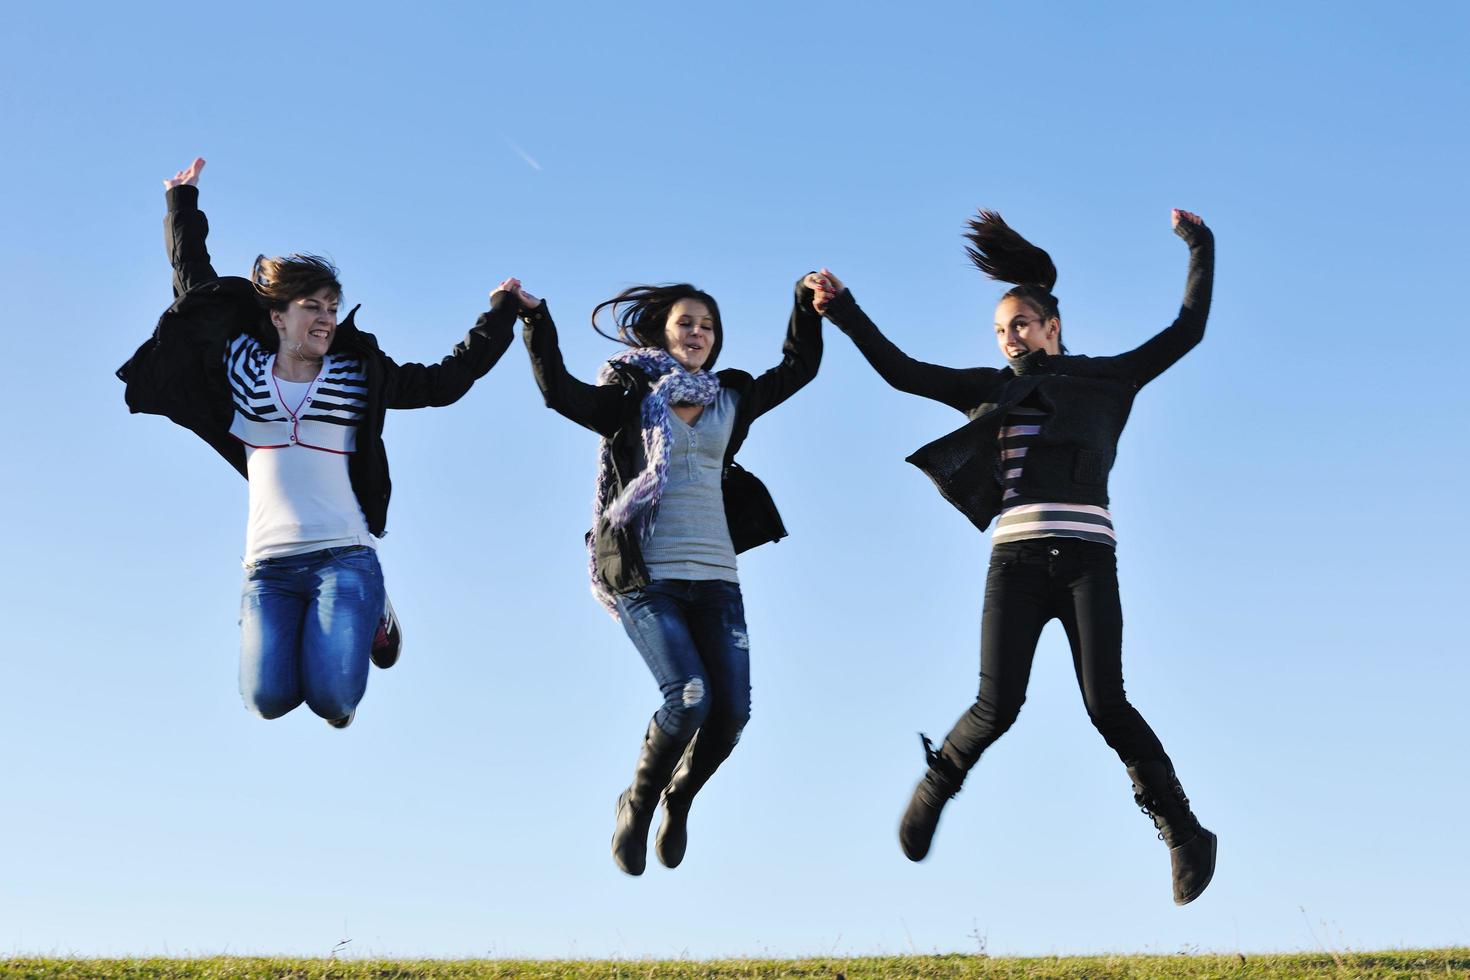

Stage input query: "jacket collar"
[{"left": 1008, "top": 348, "right": 1057, "bottom": 376}]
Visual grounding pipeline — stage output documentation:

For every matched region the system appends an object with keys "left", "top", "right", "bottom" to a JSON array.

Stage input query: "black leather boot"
[
  {"left": 1127, "top": 760, "right": 1218, "bottom": 905},
  {"left": 898, "top": 734, "right": 966, "bottom": 862},
  {"left": 611, "top": 718, "right": 688, "bottom": 876},
  {"left": 655, "top": 727, "right": 740, "bottom": 869}
]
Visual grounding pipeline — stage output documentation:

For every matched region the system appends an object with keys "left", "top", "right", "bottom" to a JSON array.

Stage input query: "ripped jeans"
[{"left": 615, "top": 579, "right": 751, "bottom": 743}]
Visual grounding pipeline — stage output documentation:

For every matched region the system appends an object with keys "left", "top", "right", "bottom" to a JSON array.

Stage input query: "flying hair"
[
  {"left": 250, "top": 253, "right": 342, "bottom": 311},
  {"left": 964, "top": 209, "right": 1066, "bottom": 352},
  {"left": 590, "top": 283, "right": 724, "bottom": 370},
  {"left": 963, "top": 210, "right": 1057, "bottom": 291}
]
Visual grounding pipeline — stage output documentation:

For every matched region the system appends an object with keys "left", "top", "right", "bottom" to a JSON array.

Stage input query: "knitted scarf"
[{"left": 590, "top": 348, "right": 722, "bottom": 615}]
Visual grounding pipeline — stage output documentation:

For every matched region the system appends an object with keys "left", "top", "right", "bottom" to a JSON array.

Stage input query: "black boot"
[
  {"left": 611, "top": 718, "right": 687, "bottom": 876},
  {"left": 655, "top": 728, "right": 739, "bottom": 869},
  {"left": 898, "top": 734, "right": 966, "bottom": 862},
  {"left": 1127, "top": 760, "right": 1217, "bottom": 906}
]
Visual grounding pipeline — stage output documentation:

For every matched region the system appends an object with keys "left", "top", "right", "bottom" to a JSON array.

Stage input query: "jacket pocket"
[{"left": 1073, "top": 449, "right": 1108, "bottom": 486}]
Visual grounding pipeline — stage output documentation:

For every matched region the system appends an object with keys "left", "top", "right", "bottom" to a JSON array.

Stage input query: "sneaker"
[
  {"left": 370, "top": 594, "right": 402, "bottom": 669},
  {"left": 328, "top": 709, "right": 356, "bottom": 730}
]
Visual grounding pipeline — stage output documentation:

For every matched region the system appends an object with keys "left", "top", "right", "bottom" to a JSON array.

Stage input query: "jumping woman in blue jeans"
[
  {"left": 819, "top": 208, "right": 1218, "bottom": 905},
  {"left": 512, "top": 274, "right": 826, "bottom": 874},
  {"left": 117, "top": 158, "right": 519, "bottom": 728}
]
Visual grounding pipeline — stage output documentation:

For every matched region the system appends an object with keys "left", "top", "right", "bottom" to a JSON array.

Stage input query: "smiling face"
[
  {"left": 271, "top": 287, "right": 340, "bottom": 361},
  {"left": 994, "top": 295, "right": 1060, "bottom": 359},
  {"left": 663, "top": 298, "right": 717, "bottom": 371}
]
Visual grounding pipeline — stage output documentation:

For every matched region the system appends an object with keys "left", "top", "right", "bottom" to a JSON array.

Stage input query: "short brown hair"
[{"left": 250, "top": 253, "right": 342, "bottom": 311}]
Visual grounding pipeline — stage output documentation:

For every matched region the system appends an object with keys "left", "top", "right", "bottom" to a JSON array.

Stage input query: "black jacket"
[
  {"left": 826, "top": 221, "right": 1214, "bottom": 531},
  {"left": 116, "top": 184, "right": 516, "bottom": 537},
  {"left": 521, "top": 281, "right": 823, "bottom": 595}
]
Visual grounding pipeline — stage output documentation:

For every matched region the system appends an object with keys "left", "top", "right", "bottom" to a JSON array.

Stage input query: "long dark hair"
[
  {"left": 591, "top": 283, "right": 724, "bottom": 370},
  {"left": 963, "top": 210, "right": 1066, "bottom": 352}
]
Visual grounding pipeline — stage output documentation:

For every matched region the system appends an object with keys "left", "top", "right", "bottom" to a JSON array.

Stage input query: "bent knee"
[
  {"left": 306, "top": 693, "right": 361, "bottom": 723},
  {"left": 660, "top": 676, "right": 711, "bottom": 736},
  {"left": 969, "top": 691, "right": 1025, "bottom": 737},
  {"left": 244, "top": 693, "right": 300, "bottom": 720}
]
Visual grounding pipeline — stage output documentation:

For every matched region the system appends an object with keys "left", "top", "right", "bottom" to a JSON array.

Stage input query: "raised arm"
[
  {"left": 819, "top": 268, "right": 996, "bottom": 413},
  {"left": 162, "top": 157, "right": 217, "bottom": 297},
  {"left": 378, "top": 283, "right": 519, "bottom": 410},
  {"left": 735, "top": 274, "right": 827, "bottom": 422},
  {"left": 1087, "top": 209, "right": 1215, "bottom": 388},
  {"left": 518, "top": 284, "right": 630, "bottom": 438}
]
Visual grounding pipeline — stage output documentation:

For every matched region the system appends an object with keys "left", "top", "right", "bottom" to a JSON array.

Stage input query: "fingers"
[
  {"left": 163, "top": 157, "right": 206, "bottom": 189},
  {"left": 806, "top": 270, "right": 837, "bottom": 314}
]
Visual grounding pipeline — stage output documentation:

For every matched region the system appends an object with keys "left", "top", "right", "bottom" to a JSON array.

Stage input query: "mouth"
[
  {"left": 1006, "top": 346, "right": 1028, "bottom": 357},
  {"left": 308, "top": 329, "right": 332, "bottom": 342}
]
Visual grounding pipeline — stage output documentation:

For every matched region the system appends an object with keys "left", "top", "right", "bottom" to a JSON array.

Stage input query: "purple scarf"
[{"left": 590, "top": 348, "right": 721, "bottom": 615}]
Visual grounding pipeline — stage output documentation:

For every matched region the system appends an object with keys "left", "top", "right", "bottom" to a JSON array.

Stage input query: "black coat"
[
  {"left": 116, "top": 185, "right": 516, "bottom": 537},
  {"left": 521, "top": 282, "right": 823, "bottom": 595},
  {"left": 826, "top": 221, "right": 1215, "bottom": 531}
]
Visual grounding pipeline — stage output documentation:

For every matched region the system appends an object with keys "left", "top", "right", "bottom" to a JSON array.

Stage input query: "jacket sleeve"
[
  {"left": 1089, "top": 221, "right": 1215, "bottom": 388},
  {"left": 165, "top": 185, "right": 219, "bottom": 297},
  {"left": 823, "top": 287, "right": 994, "bottom": 413},
  {"left": 520, "top": 301, "right": 630, "bottom": 438},
  {"left": 379, "top": 293, "right": 518, "bottom": 409},
  {"left": 737, "top": 277, "right": 826, "bottom": 422}
]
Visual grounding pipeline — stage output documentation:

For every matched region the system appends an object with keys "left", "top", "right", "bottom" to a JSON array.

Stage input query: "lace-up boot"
[
  {"left": 898, "top": 734, "right": 966, "bottom": 861},
  {"left": 1127, "top": 760, "right": 1217, "bottom": 905}
]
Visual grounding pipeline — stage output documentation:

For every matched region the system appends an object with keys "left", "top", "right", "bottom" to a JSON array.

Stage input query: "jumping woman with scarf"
[
  {"left": 818, "top": 208, "right": 1217, "bottom": 905},
  {"left": 117, "top": 158, "right": 519, "bottom": 728},
  {"left": 514, "top": 274, "right": 826, "bottom": 875}
]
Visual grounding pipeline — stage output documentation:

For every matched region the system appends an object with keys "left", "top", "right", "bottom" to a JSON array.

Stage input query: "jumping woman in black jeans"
[
  {"left": 818, "top": 208, "right": 1216, "bottom": 905},
  {"left": 512, "top": 275, "right": 825, "bottom": 875}
]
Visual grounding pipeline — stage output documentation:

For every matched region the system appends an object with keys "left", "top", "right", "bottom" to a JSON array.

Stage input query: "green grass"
[{"left": 2, "top": 951, "right": 1467, "bottom": 979}]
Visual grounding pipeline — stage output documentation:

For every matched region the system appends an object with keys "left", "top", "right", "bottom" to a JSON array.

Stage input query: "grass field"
[{"left": 2, "top": 950, "right": 1467, "bottom": 979}]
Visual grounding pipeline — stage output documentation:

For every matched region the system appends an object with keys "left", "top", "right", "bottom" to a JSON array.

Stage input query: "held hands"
[
  {"left": 492, "top": 277, "right": 542, "bottom": 310},
  {"left": 803, "top": 268, "right": 846, "bottom": 314},
  {"left": 164, "top": 157, "right": 206, "bottom": 190}
]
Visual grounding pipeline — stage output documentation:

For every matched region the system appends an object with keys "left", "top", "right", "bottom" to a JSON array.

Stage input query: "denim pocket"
[{"left": 327, "top": 545, "right": 375, "bottom": 569}]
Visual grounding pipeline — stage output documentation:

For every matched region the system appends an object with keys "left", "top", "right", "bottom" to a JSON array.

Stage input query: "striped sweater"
[
  {"left": 225, "top": 335, "right": 367, "bottom": 453},
  {"left": 993, "top": 400, "right": 1116, "bottom": 547}
]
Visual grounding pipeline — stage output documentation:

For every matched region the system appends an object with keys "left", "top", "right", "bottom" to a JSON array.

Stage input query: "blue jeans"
[
  {"left": 238, "top": 545, "right": 385, "bottom": 722},
  {"left": 615, "top": 579, "right": 751, "bottom": 743}
]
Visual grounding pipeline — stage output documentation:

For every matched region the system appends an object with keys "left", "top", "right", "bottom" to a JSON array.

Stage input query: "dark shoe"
[
  {"left": 612, "top": 718, "right": 687, "bottom": 876},
  {"left": 327, "top": 709, "right": 355, "bottom": 730},
  {"left": 1127, "top": 760, "right": 1217, "bottom": 905},
  {"left": 898, "top": 734, "right": 965, "bottom": 862},
  {"left": 655, "top": 728, "right": 740, "bottom": 869},
  {"left": 370, "top": 595, "right": 402, "bottom": 669}
]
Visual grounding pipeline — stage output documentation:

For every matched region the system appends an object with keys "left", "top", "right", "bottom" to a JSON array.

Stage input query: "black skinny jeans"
[{"left": 940, "top": 536, "right": 1170, "bottom": 774}]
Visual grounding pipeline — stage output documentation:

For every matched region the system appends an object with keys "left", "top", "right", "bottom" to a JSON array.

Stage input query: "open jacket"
[
  {"left": 521, "top": 281, "right": 823, "bottom": 595},
  {"left": 825, "top": 221, "right": 1215, "bottom": 531},
  {"left": 115, "top": 184, "right": 516, "bottom": 537}
]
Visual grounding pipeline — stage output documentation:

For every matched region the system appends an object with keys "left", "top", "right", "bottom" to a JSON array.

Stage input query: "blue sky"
[{"left": 2, "top": 0, "right": 1468, "bottom": 960}]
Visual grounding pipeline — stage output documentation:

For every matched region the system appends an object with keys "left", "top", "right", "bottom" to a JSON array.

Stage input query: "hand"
[
  {"left": 1171, "top": 208, "right": 1204, "bottom": 230},
  {"left": 492, "top": 277, "right": 542, "bottom": 309},
  {"left": 804, "top": 268, "right": 846, "bottom": 314},
  {"left": 164, "top": 157, "right": 205, "bottom": 190}
]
